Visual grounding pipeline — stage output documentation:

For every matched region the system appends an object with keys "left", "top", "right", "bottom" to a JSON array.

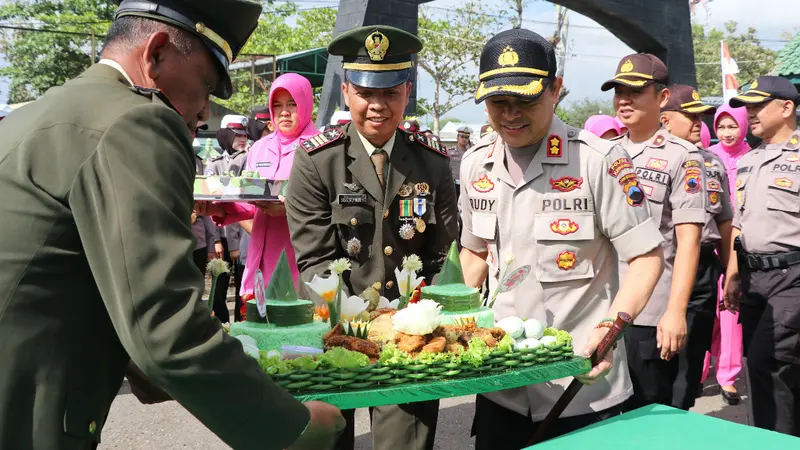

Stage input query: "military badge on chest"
[{"left": 398, "top": 182, "right": 429, "bottom": 240}]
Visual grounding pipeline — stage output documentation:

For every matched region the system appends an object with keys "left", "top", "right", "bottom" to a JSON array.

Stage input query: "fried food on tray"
[
  {"left": 421, "top": 336, "right": 446, "bottom": 354},
  {"left": 324, "top": 323, "right": 344, "bottom": 341},
  {"left": 488, "top": 327, "right": 507, "bottom": 340},
  {"left": 395, "top": 332, "right": 427, "bottom": 353},
  {"left": 325, "top": 334, "right": 380, "bottom": 359},
  {"left": 369, "top": 308, "right": 397, "bottom": 320},
  {"left": 472, "top": 329, "right": 498, "bottom": 347},
  {"left": 368, "top": 313, "right": 396, "bottom": 345},
  {"left": 446, "top": 343, "right": 465, "bottom": 354}
]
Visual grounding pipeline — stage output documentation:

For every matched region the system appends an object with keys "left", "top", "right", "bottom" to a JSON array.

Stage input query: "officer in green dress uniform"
[
  {"left": 0, "top": 1, "right": 343, "bottom": 449},
  {"left": 285, "top": 25, "right": 459, "bottom": 450}
]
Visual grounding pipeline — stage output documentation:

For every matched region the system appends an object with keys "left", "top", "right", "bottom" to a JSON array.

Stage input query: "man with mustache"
[
  {"left": 724, "top": 76, "right": 800, "bottom": 437},
  {"left": 0, "top": 0, "right": 345, "bottom": 449},
  {"left": 659, "top": 84, "right": 734, "bottom": 410},
  {"left": 459, "top": 29, "right": 665, "bottom": 449},
  {"left": 285, "top": 25, "right": 459, "bottom": 450},
  {"left": 601, "top": 54, "right": 706, "bottom": 411}
]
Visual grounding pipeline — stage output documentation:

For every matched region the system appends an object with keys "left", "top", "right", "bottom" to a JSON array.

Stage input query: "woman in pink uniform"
[
  {"left": 211, "top": 73, "right": 316, "bottom": 294},
  {"left": 703, "top": 104, "right": 749, "bottom": 404}
]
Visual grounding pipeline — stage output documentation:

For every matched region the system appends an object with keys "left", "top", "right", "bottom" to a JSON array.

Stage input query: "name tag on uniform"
[
  {"left": 635, "top": 167, "right": 670, "bottom": 185},
  {"left": 469, "top": 197, "right": 497, "bottom": 213},
  {"left": 256, "top": 162, "right": 272, "bottom": 168},
  {"left": 338, "top": 194, "right": 368, "bottom": 205}
]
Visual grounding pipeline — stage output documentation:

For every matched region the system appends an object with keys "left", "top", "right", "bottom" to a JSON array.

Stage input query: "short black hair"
[{"left": 102, "top": 16, "right": 199, "bottom": 56}]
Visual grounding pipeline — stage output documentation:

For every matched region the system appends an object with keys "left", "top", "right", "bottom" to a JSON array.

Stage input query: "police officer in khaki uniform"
[
  {"left": 659, "top": 84, "right": 734, "bottom": 409},
  {"left": 725, "top": 76, "right": 800, "bottom": 436},
  {"left": 458, "top": 29, "right": 665, "bottom": 449},
  {"left": 285, "top": 26, "right": 459, "bottom": 450},
  {"left": 601, "top": 54, "right": 706, "bottom": 410},
  {"left": 0, "top": 0, "right": 345, "bottom": 448}
]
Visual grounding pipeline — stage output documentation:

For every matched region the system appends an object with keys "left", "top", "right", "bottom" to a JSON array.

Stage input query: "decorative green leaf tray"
[{"left": 291, "top": 356, "right": 590, "bottom": 409}]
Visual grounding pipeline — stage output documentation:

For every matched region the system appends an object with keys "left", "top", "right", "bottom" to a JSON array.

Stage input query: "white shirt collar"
[
  {"left": 98, "top": 59, "right": 135, "bottom": 87},
  {"left": 357, "top": 130, "right": 396, "bottom": 158}
]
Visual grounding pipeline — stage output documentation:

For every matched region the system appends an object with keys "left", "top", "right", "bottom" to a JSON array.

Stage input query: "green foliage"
[
  {"left": 692, "top": 21, "right": 777, "bottom": 97},
  {"left": 418, "top": 1, "right": 499, "bottom": 134},
  {"left": 0, "top": 0, "right": 115, "bottom": 103},
  {"left": 555, "top": 98, "right": 614, "bottom": 128}
]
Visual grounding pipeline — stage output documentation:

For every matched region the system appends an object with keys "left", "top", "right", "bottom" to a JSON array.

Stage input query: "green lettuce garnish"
[
  {"left": 543, "top": 328, "right": 573, "bottom": 347},
  {"left": 461, "top": 337, "right": 492, "bottom": 367},
  {"left": 379, "top": 343, "right": 413, "bottom": 366},
  {"left": 289, "top": 355, "right": 319, "bottom": 371},
  {"left": 415, "top": 350, "right": 460, "bottom": 365},
  {"left": 496, "top": 334, "right": 515, "bottom": 353},
  {"left": 258, "top": 352, "right": 292, "bottom": 374},
  {"left": 317, "top": 347, "right": 369, "bottom": 369}
]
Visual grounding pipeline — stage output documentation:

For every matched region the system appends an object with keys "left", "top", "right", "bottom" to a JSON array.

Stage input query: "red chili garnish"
[{"left": 409, "top": 280, "right": 426, "bottom": 304}]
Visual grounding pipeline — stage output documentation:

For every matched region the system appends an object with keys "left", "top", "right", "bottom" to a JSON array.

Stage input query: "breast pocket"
[
  {"left": 766, "top": 176, "right": 800, "bottom": 214},
  {"left": 332, "top": 203, "right": 375, "bottom": 259},
  {"left": 706, "top": 177, "right": 724, "bottom": 215},
  {"left": 533, "top": 212, "right": 595, "bottom": 283},
  {"left": 735, "top": 174, "right": 749, "bottom": 211},
  {"left": 472, "top": 212, "right": 497, "bottom": 240},
  {"left": 642, "top": 182, "right": 667, "bottom": 223}
]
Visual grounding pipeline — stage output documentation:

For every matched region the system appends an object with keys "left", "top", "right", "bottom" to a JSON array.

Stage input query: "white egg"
[
  {"left": 517, "top": 338, "right": 542, "bottom": 349},
  {"left": 540, "top": 335, "right": 558, "bottom": 347},
  {"left": 523, "top": 319, "right": 545, "bottom": 339}
]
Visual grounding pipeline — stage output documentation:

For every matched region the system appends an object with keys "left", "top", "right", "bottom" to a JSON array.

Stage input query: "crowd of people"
[{"left": 0, "top": 0, "right": 797, "bottom": 449}]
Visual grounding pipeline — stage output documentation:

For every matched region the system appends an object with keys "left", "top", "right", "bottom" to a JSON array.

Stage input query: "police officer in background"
[
  {"left": 285, "top": 25, "right": 459, "bottom": 450},
  {"left": 459, "top": 29, "right": 665, "bottom": 449},
  {"left": 659, "top": 84, "right": 734, "bottom": 410},
  {"left": 724, "top": 76, "right": 800, "bottom": 437},
  {"left": 449, "top": 125, "right": 472, "bottom": 188},
  {"left": 601, "top": 54, "right": 706, "bottom": 410}
]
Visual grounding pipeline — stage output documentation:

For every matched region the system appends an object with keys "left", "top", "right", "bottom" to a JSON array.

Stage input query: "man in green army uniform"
[
  {"left": 0, "top": 1, "right": 342, "bottom": 449},
  {"left": 285, "top": 26, "right": 459, "bottom": 450}
]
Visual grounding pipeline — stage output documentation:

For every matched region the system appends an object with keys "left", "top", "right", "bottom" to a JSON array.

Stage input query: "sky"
[{"left": 415, "top": 0, "right": 796, "bottom": 125}]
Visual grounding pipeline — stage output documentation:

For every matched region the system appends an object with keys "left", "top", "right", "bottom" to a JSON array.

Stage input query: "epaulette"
[
  {"left": 301, "top": 128, "right": 344, "bottom": 154},
  {"left": 668, "top": 134, "right": 700, "bottom": 152},
  {"left": 609, "top": 134, "right": 624, "bottom": 142},
  {"left": 407, "top": 132, "right": 448, "bottom": 157},
  {"left": 131, "top": 85, "right": 182, "bottom": 115},
  {"left": 463, "top": 133, "right": 497, "bottom": 161},
  {"left": 569, "top": 127, "right": 615, "bottom": 156},
  {"left": 209, "top": 155, "right": 224, "bottom": 162}
]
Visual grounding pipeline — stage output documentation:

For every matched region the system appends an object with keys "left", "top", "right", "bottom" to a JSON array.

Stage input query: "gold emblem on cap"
[
  {"left": 498, "top": 46, "right": 519, "bottom": 67},
  {"left": 620, "top": 59, "right": 634, "bottom": 73},
  {"left": 366, "top": 31, "right": 390, "bottom": 62},
  {"left": 195, "top": 22, "right": 233, "bottom": 63},
  {"left": 751, "top": 80, "right": 758, "bottom": 89},
  {"left": 692, "top": 90, "right": 700, "bottom": 101},
  {"left": 475, "top": 78, "right": 543, "bottom": 100}
]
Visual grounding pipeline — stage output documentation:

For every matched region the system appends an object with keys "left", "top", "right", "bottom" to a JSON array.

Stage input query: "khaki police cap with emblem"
[
  {"left": 601, "top": 53, "right": 669, "bottom": 92},
  {"left": 662, "top": 84, "right": 716, "bottom": 115},
  {"left": 729, "top": 75, "right": 800, "bottom": 108},
  {"left": 475, "top": 28, "right": 557, "bottom": 103},
  {"left": 328, "top": 25, "right": 423, "bottom": 89},
  {"left": 113, "top": 0, "right": 262, "bottom": 99}
]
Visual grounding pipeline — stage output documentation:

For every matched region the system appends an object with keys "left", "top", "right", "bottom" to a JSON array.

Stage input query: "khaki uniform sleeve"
[
  {"left": 459, "top": 156, "right": 486, "bottom": 253},
  {"left": 68, "top": 104, "right": 309, "bottom": 450},
  {"left": 671, "top": 151, "right": 707, "bottom": 224},
  {"left": 285, "top": 147, "right": 341, "bottom": 282},
  {"left": 715, "top": 163, "right": 734, "bottom": 224},
  {"left": 593, "top": 145, "right": 664, "bottom": 262}
]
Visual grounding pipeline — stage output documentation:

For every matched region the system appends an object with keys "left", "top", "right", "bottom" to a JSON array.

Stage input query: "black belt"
[{"left": 742, "top": 250, "right": 800, "bottom": 270}]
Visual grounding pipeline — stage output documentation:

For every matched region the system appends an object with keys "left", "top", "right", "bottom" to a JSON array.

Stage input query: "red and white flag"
[{"left": 721, "top": 40, "right": 740, "bottom": 102}]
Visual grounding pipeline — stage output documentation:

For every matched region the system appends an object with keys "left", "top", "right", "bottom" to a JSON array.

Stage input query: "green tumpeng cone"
[
  {"left": 246, "top": 250, "right": 313, "bottom": 326},
  {"left": 437, "top": 240, "right": 466, "bottom": 285}
]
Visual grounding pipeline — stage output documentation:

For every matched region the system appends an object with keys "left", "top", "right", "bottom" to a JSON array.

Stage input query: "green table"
[
  {"left": 527, "top": 404, "right": 800, "bottom": 449},
  {"left": 295, "top": 357, "right": 590, "bottom": 410}
]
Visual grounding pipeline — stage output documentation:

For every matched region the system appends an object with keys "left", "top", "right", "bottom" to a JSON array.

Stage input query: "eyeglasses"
[{"left": 457, "top": 134, "right": 470, "bottom": 139}]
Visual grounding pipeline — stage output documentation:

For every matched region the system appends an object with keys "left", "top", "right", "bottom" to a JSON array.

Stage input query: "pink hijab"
[
  {"left": 584, "top": 114, "right": 621, "bottom": 138},
  {"left": 709, "top": 104, "right": 751, "bottom": 205},
  {"left": 250, "top": 73, "right": 317, "bottom": 156},
  {"left": 700, "top": 122, "right": 711, "bottom": 148}
]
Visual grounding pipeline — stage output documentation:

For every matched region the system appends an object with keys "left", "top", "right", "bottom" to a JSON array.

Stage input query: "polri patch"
[
  {"left": 608, "top": 158, "right": 633, "bottom": 178},
  {"left": 540, "top": 196, "right": 593, "bottom": 213},
  {"left": 682, "top": 160, "right": 702, "bottom": 169},
  {"left": 550, "top": 218, "right": 579, "bottom": 235},
  {"left": 636, "top": 167, "right": 670, "bottom": 185},
  {"left": 472, "top": 175, "right": 495, "bottom": 193},
  {"left": 338, "top": 193, "right": 368, "bottom": 205},
  {"left": 550, "top": 176, "right": 583, "bottom": 192},
  {"left": 645, "top": 158, "right": 668, "bottom": 171},
  {"left": 556, "top": 250, "right": 577, "bottom": 270},
  {"left": 774, "top": 177, "right": 794, "bottom": 189}
]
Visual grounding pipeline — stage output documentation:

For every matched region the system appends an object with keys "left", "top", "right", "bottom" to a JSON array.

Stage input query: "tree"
[
  {"left": 692, "top": 21, "right": 776, "bottom": 97},
  {"left": 0, "top": 0, "right": 115, "bottom": 103},
  {"left": 418, "top": 1, "right": 499, "bottom": 135},
  {"left": 501, "top": 0, "right": 536, "bottom": 29},
  {"left": 555, "top": 98, "right": 614, "bottom": 128}
]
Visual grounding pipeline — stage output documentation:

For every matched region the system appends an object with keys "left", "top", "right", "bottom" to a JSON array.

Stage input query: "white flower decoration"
[
  {"left": 340, "top": 295, "right": 369, "bottom": 321},
  {"left": 394, "top": 267, "right": 425, "bottom": 297},
  {"left": 392, "top": 299, "right": 442, "bottom": 335},
  {"left": 377, "top": 297, "right": 400, "bottom": 309},
  {"left": 305, "top": 274, "right": 339, "bottom": 303},
  {"left": 329, "top": 258, "right": 352, "bottom": 274},
  {"left": 402, "top": 254, "right": 423, "bottom": 273},
  {"left": 207, "top": 258, "right": 231, "bottom": 277},
  {"left": 504, "top": 253, "right": 515, "bottom": 265}
]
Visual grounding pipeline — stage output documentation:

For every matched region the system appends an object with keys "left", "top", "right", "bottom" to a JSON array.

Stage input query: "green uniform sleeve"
[
  {"left": 285, "top": 146, "right": 341, "bottom": 282},
  {"left": 68, "top": 103, "right": 308, "bottom": 450}
]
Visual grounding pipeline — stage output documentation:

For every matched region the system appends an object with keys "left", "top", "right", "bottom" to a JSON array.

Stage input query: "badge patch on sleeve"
[
  {"left": 472, "top": 175, "right": 495, "bottom": 193},
  {"left": 704, "top": 160, "right": 713, "bottom": 167},
  {"left": 619, "top": 173, "right": 645, "bottom": 206},
  {"left": 556, "top": 250, "right": 577, "bottom": 270},
  {"left": 707, "top": 179, "right": 721, "bottom": 191},
  {"left": 550, "top": 219, "right": 579, "bottom": 235},
  {"left": 682, "top": 160, "right": 701, "bottom": 169},
  {"left": 547, "top": 135, "right": 563, "bottom": 157},
  {"left": 549, "top": 176, "right": 583, "bottom": 192},
  {"left": 684, "top": 169, "right": 701, "bottom": 193},
  {"left": 608, "top": 158, "right": 633, "bottom": 177},
  {"left": 709, "top": 191, "right": 719, "bottom": 204}
]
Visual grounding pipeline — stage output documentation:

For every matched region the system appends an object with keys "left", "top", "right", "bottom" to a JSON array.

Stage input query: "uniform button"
[
  {"left": 383, "top": 210, "right": 389, "bottom": 219},
  {"left": 386, "top": 280, "right": 394, "bottom": 289},
  {"left": 350, "top": 218, "right": 358, "bottom": 226},
  {"left": 88, "top": 421, "right": 97, "bottom": 434},
  {"left": 384, "top": 246, "right": 393, "bottom": 256}
]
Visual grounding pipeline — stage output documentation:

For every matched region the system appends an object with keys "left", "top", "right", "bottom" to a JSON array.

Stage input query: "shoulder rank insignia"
[
  {"left": 652, "top": 134, "right": 666, "bottom": 147},
  {"left": 301, "top": 128, "right": 344, "bottom": 154},
  {"left": 786, "top": 134, "right": 799, "bottom": 150},
  {"left": 547, "top": 135, "right": 562, "bottom": 157},
  {"left": 410, "top": 132, "right": 448, "bottom": 157}
]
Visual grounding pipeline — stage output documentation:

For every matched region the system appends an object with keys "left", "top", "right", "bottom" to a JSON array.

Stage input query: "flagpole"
[{"left": 720, "top": 40, "right": 725, "bottom": 99}]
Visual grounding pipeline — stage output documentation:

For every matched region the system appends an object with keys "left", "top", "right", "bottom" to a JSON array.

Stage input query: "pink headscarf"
[
  {"left": 255, "top": 73, "right": 317, "bottom": 154},
  {"left": 709, "top": 104, "right": 751, "bottom": 206},
  {"left": 614, "top": 116, "right": 628, "bottom": 134},
  {"left": 700, "top": 122, "right": 711, "bottom": 148},
  {"left": 584, "top": 114, "right": 621, "bottom": 138}
]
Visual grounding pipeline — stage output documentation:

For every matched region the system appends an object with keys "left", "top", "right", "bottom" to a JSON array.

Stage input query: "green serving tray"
[{"left": 294, "top": 356, "right": 590, "bottom": 409}]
